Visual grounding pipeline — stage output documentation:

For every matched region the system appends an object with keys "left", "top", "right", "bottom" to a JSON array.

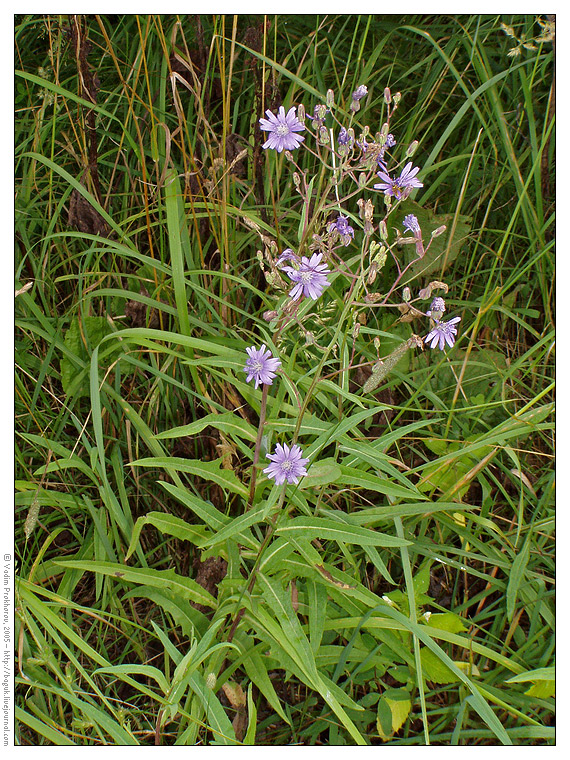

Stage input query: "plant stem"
[{"left": 246, "top": 382, "right": 269, "bottom": 511}]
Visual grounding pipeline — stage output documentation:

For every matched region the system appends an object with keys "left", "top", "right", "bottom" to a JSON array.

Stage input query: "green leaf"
[
  {"left": 236, "top": 633, "right": 290, "bottom": 725},
  {"left": 244, "top": 683, "right": 258, "bottom": 745},
  {"left": 154, "top": 412, "right": 257, "bottom": 442},
  {"left": 506, "top": 537, "right": 531, "bottom": 621},
  {"left": 131, "top": 456, "right": 248, "bottom": 497},
  {"left": 15, "top": 706, "right": 76, "bottom": 745},
  {"left": 525, "top": 681, "right": 555, "bottom": 699},
  {"left": 340, "top": 465, "right": 427, "bottom": 501},
  {"left": 420, "top": 647, "right": 459, "bottom": 684},
  {"left": 376, "top": 689, "right": 412, "bottom": 741},
  {"left": 299, "top": 458, "right": 343, "bottom": 488},
  {"left": 387, "top": 198, "right": 472, "bottom": 278},
  {"left": 506, "top": 667, "right": 555, "bottom": 684},
  {"left": 122, "top": 586, "right": 209, "bottom": 637},
  {"left": 426, "top": 612, "right": 468, "bottom": 634},
  {"left": 60, "top": 317, "right": 120, "bottom": 398},
  {"left": 55, "top": 560, "right": 217, "bottom": 609},
  {"left": 276, "top": 516, "right": 412, "bottom": 547},
  {"left": 413, "top": 560, "right": 433, "bottom": 595},
  {"left": 126, "top": 512, "right": 210, "bottom": 561}
]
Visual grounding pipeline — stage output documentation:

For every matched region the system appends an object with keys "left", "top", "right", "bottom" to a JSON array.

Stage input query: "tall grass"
[{"left": 15, "top": 14, "right": 554, "bottom": 745}]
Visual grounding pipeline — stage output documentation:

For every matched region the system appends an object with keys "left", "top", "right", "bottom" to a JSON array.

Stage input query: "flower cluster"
[
  {"left": 329, "top": 215, "right": 355, "bottom": 245},
  {"left": 252, "top": 89, "right": 462, "bottom": 494}
]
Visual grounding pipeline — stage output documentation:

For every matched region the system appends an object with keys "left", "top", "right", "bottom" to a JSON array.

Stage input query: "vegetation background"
[{"left": 14, "top": 13, "right": 554, "bottom": 746}]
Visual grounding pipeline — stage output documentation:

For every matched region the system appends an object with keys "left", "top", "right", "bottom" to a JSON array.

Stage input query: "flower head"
[
  {"left": 426, "top": 296, "right": 446, "bottom": 316},
  {"left": 424, "top": 317, "right": 461, "bottom": 350},
  {"left": 402, "top": 214, "right": 421, "bottom": 235},
  {"left": 385, "top": 133, "right": 397, "bottom": 148},
  {"left": 282, "top": 252, "right": 331, "bottom": 300},
  {"left": 329, "top": 215, "right": 355, "bottom": 244},
  {"left": 244, "top": 345, "right": 282, "bottom": 389},
  {"left": 259, "top": 106, "right": 305, "bottom": 152},
  {"left": 263, "top": 442, "right": 309, "bottom": 485},
  {"left": 374, "top": 161, "right": 423, "bottom": 199}
]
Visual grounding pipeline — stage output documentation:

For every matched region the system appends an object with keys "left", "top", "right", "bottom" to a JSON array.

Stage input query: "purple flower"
[
  {"left": 427, "top": 296, "right": 446, "bottom": 316},
  {"left": 425, "top": 317, "right": 461, "bottom": 350},
  {"left": 374, "top": 161, "right": 423, "bottom": 199},
  {"left": 282, "top": 253, "right": 331, "bottom": 300},
  {"left": 259, "top": 106, "right": 305, "bottom": 152},
  {"left": 244, "top": 345, "right": 282, "bottom": 389},
  {"left": 352, "top": 85, "right": 368, "bottom": 101},
  {"left": 329, "top": 215, "right": 355, "bottom": 244},
  {"left": 385, "top": 134, "right": 396, "bottom": 148},
  {"left": 403, "top": 214, "right": 421, "bottom": 234},
  {"left": 263, "top": 443, "right": 309, "bottom": 485}
]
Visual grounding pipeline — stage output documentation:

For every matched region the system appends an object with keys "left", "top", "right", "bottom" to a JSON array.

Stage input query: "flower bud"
[
  {"left": 315, "top": 104, "right": 327, "bottom": 120},
  {"left": 379, "top": 220, "right": 388, "bottom": 240},
  {"left": 393, "top": 91, "right": 402, "bottom": 105},
  {"left": 297, "top": 103, "right": 305, "bottom": 122},
  {"left": 326, "top": 89, "right": 335, "bottom": 108},
  {"left": 384, "top": 87, "right": 392, "bottom": 104},
  {"left": 352, "top": 85, "right": 368, "bottom": 101},
  {"left": 318, "top": 125, "right": 330, "bottom": 144},
  {"left": 406, "top": 140, "right": 419, "bottom": 157},
  {"left": 263, "top": 310, "right": 278, "bottom": 322},
  {"left": 431, "top": 225, "right": 447, "bottom": 238},
  {"left": 402, "top": 286, "right": 411, "bottom": 303}
]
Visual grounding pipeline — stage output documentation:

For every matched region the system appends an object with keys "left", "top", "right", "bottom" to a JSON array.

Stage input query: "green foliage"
[{"left": 15, "top": 12, "right": 554, "bottom": 748}]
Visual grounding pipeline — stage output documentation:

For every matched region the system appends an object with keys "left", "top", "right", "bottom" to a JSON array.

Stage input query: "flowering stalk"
[{"left": 246, "top": 382, "right": 269, "bottom": 511}]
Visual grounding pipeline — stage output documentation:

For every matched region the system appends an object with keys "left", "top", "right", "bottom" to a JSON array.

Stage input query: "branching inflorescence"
[{"left": 242, "top": 84, "right": 462, "bottom": 492}]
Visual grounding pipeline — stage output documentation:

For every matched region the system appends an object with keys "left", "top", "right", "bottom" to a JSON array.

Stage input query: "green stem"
[{"left": 246, "top": 383, "right": 269, "bottom": 511}]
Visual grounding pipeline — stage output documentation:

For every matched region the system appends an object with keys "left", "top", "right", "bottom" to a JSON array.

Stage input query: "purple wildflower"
[
  {"left": 374, "top": 161, "right": 424, "bottom": 199},
  {"left": 282, "top": 253, "right": 331, "bottom": 300},
  {"left": 385, "top": 133, "right": 396, "bottom": 148},
  {"left": 426, "top": 297, "right": 446, "bottom": 316},
  {"left": 329, "top": 215, "right": 355, "bottom": 244},
  {"left": 403, "top": 214, "right": 421, "bottom": 235},
  {"left": 244, "top": 345, "right": 282, "bottom": 389},
  {"left": 352, "top": 85, "right": 368, "bottom": 101},
  {"left": 263, "top": 443, "right": 309, "bottom": 485},
  {"left": 424, "top": 317, "right": 461, "bottom": 350},
  {"left": 259, "top": 106, "right": 305, "bottom": 152}
]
